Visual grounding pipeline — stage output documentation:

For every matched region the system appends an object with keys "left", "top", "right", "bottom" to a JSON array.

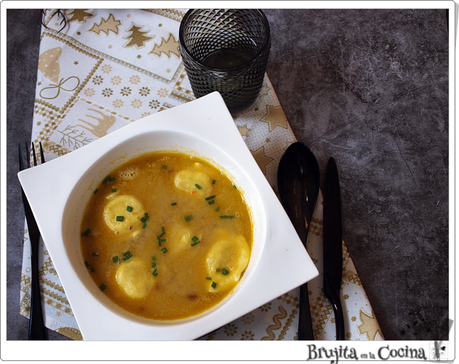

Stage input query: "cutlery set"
[{"left": 278, "top": 142, "right": 344, "bottom": 341}]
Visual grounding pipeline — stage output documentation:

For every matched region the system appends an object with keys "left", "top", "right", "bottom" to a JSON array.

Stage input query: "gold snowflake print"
[
  {"left": 101, "top": 64, "right": 112, "bottom": 73},
  {"left": 157, "top": 88, "right": 168, "bottom": 97},
  {"left": 131, "top": 99, "right": 142, "bottom": 109},
  {"left": 113, "top": 99, "right": 124, "bottom": 108},
  {"left": 241, "top": 331, "right": 254, "bottom": 340},
  {"left": 139, "top": 87, "right": 150, "bottom": 96},
  {"left": 141, "top": 111, "right": 151, "bottom": 118},
  {"left": 241, "top": 312, "right": 255, "bottom": 325},
  {"left": 120, "top": 87, "right": 132, "bottom": 96},
  {"left": 224, "top": 323, "right": 238, "bottom": 337},
  {"left": 84, "top": 88, "right": 95, "bottom": 97},
  {"left": 259, "top": 302, "right": 272, "bottom": 312},
  {"left": 102, "top": 88, "right": 113, "bottom": 97},
  {"left": 111, "top": 76, "right": 122, "bottom": 85},
  {"left": 92, "top": 75, "right": 103, "bottom": 85},
  {"left": 129, "top": 75, "right": 141, "bottom": 84},
  {"left": 149, "top": 100, "right": 160, "bottom": 109}
]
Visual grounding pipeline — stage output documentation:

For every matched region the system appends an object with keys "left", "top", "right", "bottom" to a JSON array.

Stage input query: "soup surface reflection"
[{"left": 80, "top": 152, "right": 253, "bottom": 320}]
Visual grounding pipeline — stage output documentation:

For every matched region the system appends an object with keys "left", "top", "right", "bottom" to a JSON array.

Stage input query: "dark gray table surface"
[{"left": 7, "top": 8, "right": 449, "bottom": 341}]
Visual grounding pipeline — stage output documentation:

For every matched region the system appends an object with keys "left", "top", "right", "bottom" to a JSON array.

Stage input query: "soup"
[{"left": 80, "top": 152, "right": 253, "bottom": 320}]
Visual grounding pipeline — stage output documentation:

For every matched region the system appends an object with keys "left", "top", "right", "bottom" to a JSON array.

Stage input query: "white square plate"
[{"left": 18, "top": 92, "right": 318, "bottom": 340}]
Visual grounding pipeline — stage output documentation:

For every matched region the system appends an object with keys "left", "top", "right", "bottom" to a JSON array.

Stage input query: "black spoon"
[{"left": 277, "top": 142, "right": 320, "bottom": 340}]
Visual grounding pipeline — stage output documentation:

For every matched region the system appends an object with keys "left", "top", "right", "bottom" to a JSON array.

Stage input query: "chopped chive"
[
  {"left": 151, "top": 262, "right": 156, "bottom": 268},
  {"left": 102, "top": 176, "right": 111, "bottom": 184},
  {"left": 222, "top": 268, "right": 229, "bottom": 275},
  {"left": 152, "top": 268, "right": 157, "bottom": 276},
  {"left": 145, "top": 213, "right": 149, "bottom": 219},
  {"left": 126, "top": 206, "right": 133, "bottom": 212},
  {"left": 171, "top": 202, "right": 177, "bottom": 206},
  {"left": 216, "top": 268, "right": 220, "bottom": 273},
  {"left": 194, "top": 184, "right": 201, "bottom": 190},
  {"left": 192, "top": 236, "right": 198, "bottom": 242},
  {"left": 161, "top": 248, "right": 168, "bottom": 254},
  {"left": 90, "top": 267, "right": 95, "bottom": 272},
  {"left": 152, "top": 256, "right": 156, "bottom": 261},
  {"left": 122, "top": 251, "right": 132, "bottom": 261},
  {"left": 191, "top": 241, "right": 200, "bottom": 247},
  {"left": 99, "top": 283, "right": 107, "bottom": 291},
  {"left": 215, "top": 207, "right": 220, "bottom": 212},
  {"left": 112, "top": 256, "right": 119, "bottom": 263},
  {"left": 208, "top": 200, "right": 215, "bottom": 205},
  {"left": 84, "top": 261, "right": 89, "bottom": 268},
  {"left": 233, "top": 185, "right": 237, "bottom": 189},
  {"left": 161, "top": 226, "right": 165, "bottom": 233},
  {"left": 205, "top": 195, "right": 216, "bottom": 201},
  {"left": 211, "top": 282, "right": 217, "bottom": 289},
  {"left": 206, "top": 277, "right": 212, "bottom": 280},
  {"left": 110, "top": 177, "right": 116, "bottom": 182},
  {"left": 93, "top": 189, "right": 98, "bottom": 194},
  {"left": 116, "top": 216, "right": 124, "bottom": 221},
  {"left": 162, "top": 165, "right": 167, "bottom": 169},
  {"left": 91, "top": 252, "right": 99, "bottom": 258},
  {"left": 82, "top": 228, "right": 90, "bottom": 236},
  {"left": 142, "top": 223, "right": 147, "bottom": 229},
  {"left": 185, "top": 215, "right": 193, "bottom": 222},
  {"left": 212, "top": 180, "right": 216, "bottom": 184},
  {"left": 220, "top": 215, "right": 234, "bottom": 219},
  {"left": 112, "top": 188, "right": 117, "bottom": 193},
  {"left": 159, "top": 231, "right": 165, "bottom": 237}
]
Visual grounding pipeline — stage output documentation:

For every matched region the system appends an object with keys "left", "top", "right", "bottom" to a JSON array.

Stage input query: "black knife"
[
  {"left": 277, "top": 142, "right": 320, "bottom": 340},
  {"left": 322, "top": 157, "right": 345, "bottom": 340}
]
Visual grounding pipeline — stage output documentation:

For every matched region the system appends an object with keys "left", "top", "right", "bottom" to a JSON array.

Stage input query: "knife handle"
[{"left": 297, "top": 283, "right": 314, "bottom": 340}]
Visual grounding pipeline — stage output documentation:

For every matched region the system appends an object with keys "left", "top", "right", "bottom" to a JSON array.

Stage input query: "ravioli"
[
  {"left": 174, "top": 169, "right": 212, "bottom": 196},
  {"left": 205, "top": 231, "right": 250, "bottom": 292},
  {"left": 103, "top": 195, "right": 145, "bottom": 236},
  {"left": 115, "top": 258, "right": 156, "bottom": 298}
]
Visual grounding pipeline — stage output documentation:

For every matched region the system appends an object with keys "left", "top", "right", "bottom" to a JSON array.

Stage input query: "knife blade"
[
  {"left": 277, "top": 142, "right": 320, "bottom": 340},
  {"left": 322, "top": 157, "right": 345, "bottom": 340}
]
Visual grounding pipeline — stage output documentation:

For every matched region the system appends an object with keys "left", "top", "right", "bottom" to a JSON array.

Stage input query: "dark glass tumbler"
[{"left": 179, "top": 9, "right": 271, "bottom": 114}]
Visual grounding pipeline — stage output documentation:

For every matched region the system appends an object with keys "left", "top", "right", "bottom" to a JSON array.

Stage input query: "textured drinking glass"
[{"left": 179, "top": 9, "right": 271, "bottom": 114}]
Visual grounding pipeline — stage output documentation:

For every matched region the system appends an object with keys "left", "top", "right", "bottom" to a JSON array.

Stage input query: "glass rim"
[{"left": 179, "top": 9, "right": 271, "bottom": 72}]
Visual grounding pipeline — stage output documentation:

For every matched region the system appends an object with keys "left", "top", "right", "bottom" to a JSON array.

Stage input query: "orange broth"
[{"left": 80, "top": 152, "right": 253, "bottom": 320}]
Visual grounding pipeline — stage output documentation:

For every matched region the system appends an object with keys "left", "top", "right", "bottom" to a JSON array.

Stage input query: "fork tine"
[
  {"left": 32, "top": 143, "right": 37, "bottom": 167},
  {"left": 39, "top": 142, "right": 45, "bottom": 164},
  {"left": 25, "top": 142, "right": 30, "bottom": 169}
]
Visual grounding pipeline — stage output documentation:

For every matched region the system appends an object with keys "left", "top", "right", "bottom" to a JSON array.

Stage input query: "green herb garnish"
[
  {"left": 222, "top": 268, "right": 229, "bottom": 275},
  {"left": 220, "top": 215, "right": 234, "bottom": 219},
  {"left": 81, "top": 228, "right": 90, "bottom": 237},
  {"left": 195, "top": 183, "right": 201, "bottom": 190},
  {"left": 116, "top": 216, "right": 124, "bottom": 221},
  {"left": 211, "top": 282, "right": 217, "bottom": 289},
  {"left": 99, "top": 283, "right": 107, "bottom": 291},
  {"left": 126, "top": 206, "right": 133, "bottom": 212},
  {"left": 185, "top": 215, "right": 193, "bottom": 222},
  {"left": 161, "top": 248, "right": 168, "bottom": 254}
]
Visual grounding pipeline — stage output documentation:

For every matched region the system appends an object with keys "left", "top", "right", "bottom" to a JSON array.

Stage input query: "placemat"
[{"left": 20, "top": 8, "right": 384, "bottom": 341}]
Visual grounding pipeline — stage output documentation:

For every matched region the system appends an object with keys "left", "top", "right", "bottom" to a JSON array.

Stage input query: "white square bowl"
[{"left": 17, "top": 92, "right": 318, "bottom": 340}]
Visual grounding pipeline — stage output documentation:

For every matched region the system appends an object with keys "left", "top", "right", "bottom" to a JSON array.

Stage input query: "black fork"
[{"left": 18, "top": 142, "right": 47, "bottom": 340}]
